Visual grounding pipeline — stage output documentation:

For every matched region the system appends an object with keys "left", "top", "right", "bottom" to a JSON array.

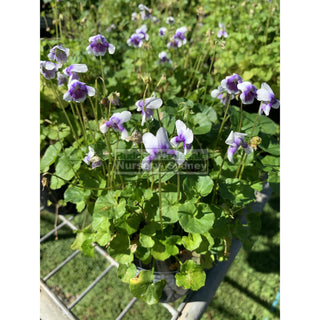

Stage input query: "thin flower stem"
[
  {"left": 158, "top": 159, "right": 164, "bottom": 232},
  {"left": 99, "top": 56, "right": 107, "bottom": 97},
  {"left": 80, "top": 102, "right": 96, "bottom": 144},
  {"left": 236, "top": 104, "right": 262, "bottom": 179},
  {"left": 235, "top": 150, "right": 245, "bottom": 178},
  {"left": 88, "top": 96, "right": 99, "bottom": 132},
  {"left": 75, "top": 103, "right": 88, "bottom": 146},
  {"left": 176, "top": 163, "right": 180, "bottom": 203},
  {"left": 201, "top": 44, "right": 216, "bottom": 105},
  {"left": 238, "top": 100, "right": 243, "bottom": 131},
  {"left": 211, "top": 149, "right": 228, "bottom": 203},
  {"left": 213, "top": 94, "right": 231, "bottom": 151},
  {"left": 49, "top": 80, "right": 79, "bottom": 148},
  {"left": 156, "top": 109, "right": 162, "bottom": 128},
  {"left": 69, "top": 102, "right": 81, "bottom": 138}
]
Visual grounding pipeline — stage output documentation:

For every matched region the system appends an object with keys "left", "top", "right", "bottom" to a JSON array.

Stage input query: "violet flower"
[
  {"left": 48, "top": 45, "right": 70, "bottom": 64},
  {"left": 221, "top": 73, "right": 243, "bottom": 94},
  {"left": 132, "top": 12, "right": 138, "bottom": 20},
  {"left": 173, "top": 26, "right": 188, "bottom": 45},
  {"left": 63, "top": 64, "right": 88, "bottom": 83},
  {"left": 237, "top": 81, "right": 258, "bottom": 104},
  {"left": 225, "top": 131, "right": 253, "bottom": 163},
  {"left": 257, "top": 82, "right": 280, "bottom": 116},
  {"left": 217, "top": 23, "right": 228, "bottom": 38},
  {"left": 83, "top": 146, "right": 102, "bottom": 169},
  {"left": 211, "top": 85, "right": 234, "bottom": 105},
  {"left": 136, "top": 25, "right": 149, "bottom": 41},
  {"left": 135, "top": 95, "right": 163, "bottom": 126},
  {"left": 166, "top": 16, "right": 175, "bottom": 25},
  {"left": 57, "top": 72, "right": 68, "bottom": 87},
  {"left": 159, "top": 27, "right": 167, "bottom": 37},
  {"left": 167, "top": 38, "right": 182, "bottom": 49},
  {"left": 170, "top": 120, "right": 193, "bottom": 155},
  {"left": 63, "top": 80, "right": 95, "bottom": 103},
  {"left": 138, "top": 4, "right": 152, "bottom": 20},
  {"left": 99, "top": 111, "right": 132, "bottom": 140},
  {"left": 40, "top": 61, "right": 60, "bottom": 80},
  {"left": 158, "top": 51, "right": 172, "bottom": 64},
  {"left": 141, "top": 127, "right": 185, "bottom": 171},
  {"left": 127, "top": 33, "right": 143, "bottom": 48},
  {"left": 86, "top": 34, "right": 115, "bottom": 56}
]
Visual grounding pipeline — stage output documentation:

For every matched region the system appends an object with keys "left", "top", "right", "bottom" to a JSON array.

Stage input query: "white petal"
[
  {"left": 108, "top": 44, "right": 115, "bottom": 54},
  {"left": 175, "top": 120, "right": 187, "bottom": 136},
  {"left": 257, "top": 88, "right": 272, "bottom": 102},
  {"left": 141, "top": 156, "right": 151, "bottom": 171},
  {"left": 225, "top": 131, "right": 235, "bottom": 145},
  {"left": 118, "top": 111, "right": 131, "bottom": 123},
  {"left": 63, "top": 91, "right": 72, "bottom": 102},
  {"left": 86, "top": 45, "right": 94, "bottom": 55},
  {"left": 156, "top": 127, "right": 170, "bottom": 149},
  {"left": 44, "top": 61, "right": 57, "bottom": 70},
  {"left": 121, "top": 128, "right": 129, "bottom": 140},
  {"left": 170, "top": 137, "right": 180, "bottom": 148},
  {"left": 237, "top": 81, "right": 251, "bottom": 92},
  {"left": 221, "top": 79, "right": 227, "bottom": 90},
  {"left": 87, "top": 86, "right": 95, "bottom": 97},
  {"left": 71, "top": 64, "right": 88, "bottom": 73},
  {"left": 261, "top": 82, "right": 273, "bottom": 94},
  {"left": 141, "top": 114, "right": 146, "bottom": 126},
  {"left": 184, "top": 128, "right": 194, "bottom": 144},
  {"left": 175, "top": 151, "right": 185, "bottom": 166},
  {"left": 143, "top": 132, "right": 158, "bottom": 153},
  {"left": 234, "top": 132, "right": 247, "bottom": 140},
  {"left": 88, "top": 146, "right": 95, "bottom": 158},
  {"left": 244, "top": 145, "right": 253, "bottom": 154},
  {"left": 100, "top": 123, "right": 108, "bottom": 134},
  {"left": 272, "top": 100, "right": 280, "bottom": 109},
  {"left": 177, "top": 26, "right": 187, "bottom": 34},
  {"left": 83, "top": 156, "right": 90, "bottom": 165},
  {"left": 145, "top": 97, "right": 163, "bottom": 109}
]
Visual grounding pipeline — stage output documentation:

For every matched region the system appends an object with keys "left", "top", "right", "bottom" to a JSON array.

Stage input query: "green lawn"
[{"left": 40, "top": 194, "right": 279, "bottom": 320}]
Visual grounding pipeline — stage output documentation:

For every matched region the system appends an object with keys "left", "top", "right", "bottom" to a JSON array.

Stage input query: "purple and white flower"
[
  {"left": 135, "top": 94, "right": 163, "bottom": 126},
  {"left": 48, "top": 45, "right": 70, "bottom": 64},
  {"left": 225, "top": 131, "right": 253, "bottom": 163},
  {"left": 237, "top": 81, "right": 258, "bottom": 104},
  {"left": 167, "top": 38, "right": 182, "bottom": 49},
  {"left": 63, "top": 64, "right": 88, "bottom": 83},
  {"left": 86, "top": 34, "right": 115, "bottom": 56},
  {"left": 159, "top": 27, "right": 167, "bottom": 37},
  {"left": 221, "top": 73, "right": 243, "bottom": 94},
  {"left": 63, "top": 80, "right": 95, "bottom": 103},
  {"left": 99, "top": 111, "right": 132, "bottom": 140},
  {"left": 173, "top": 26, "right": 188, "bottom": 45},
  {"left": 136, "top": 25, "right": 149, "bottom": 41},
  {"left": 158, "top": 51, "right": 172, "bottom": 64},
  {"left": 170, "top": 120, "right": 193, "bottom": 155},
  {"left": 57, "top": 72, "right": 68, "bottom": 87},
  {"left": 166, "top": 16, "right": 175, "bottom": 25},
  {"left": 138, "top": 4, "right": 152, "bottom": 20},
  {"left": 211, "top": 85, "right": 234, "bottom": 105},
  {"left": 83, "top": 146, "right": 102, "bottom": 169},
  {"left": 217, "top": 23, "right": 228, "bottom": 38},
  {"left": 132, "top": 12, "right": 138, "bottom": 20},
  {"left": 40, "top": 61, "right": 60, "bottom": 80},
  {"left": 127, "top": 33, "right": 143, "bottom": 48},
  {"left": 141, "top": 127, "right": 185, "bottom": 171},
  {"left": 257, "top": 82, "right": 280, "bottom": 116}
]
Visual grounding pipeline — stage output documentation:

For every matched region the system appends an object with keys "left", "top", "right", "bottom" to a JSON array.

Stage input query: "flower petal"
[
  {"left": 145, "top": 97, "right": 163, "bottom": 109},
  {"left": 87, "top": 85, "right": 95, "bottom": 97},
  {"left": 108, "top": 44, "right": 115, "bottom": 54},
  {"left": 156, "top": 127, "right": 170, "bottom": 149},
  {"left": 143, "top": 132, "right": 158, "bottom": 153}
]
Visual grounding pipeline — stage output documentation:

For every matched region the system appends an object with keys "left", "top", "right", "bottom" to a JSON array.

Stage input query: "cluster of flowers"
[
  {"left": 41, "top": 34, "right": 116, "bottom": 103},
  {"left": 211, "top": 73, "right": 280, "bottom": 116},
  {"left": 128, "top": 4, "right": 189, "bottom": 66},
  {"left": 211, "top": 73, "right": 280, "bottom": 162}
]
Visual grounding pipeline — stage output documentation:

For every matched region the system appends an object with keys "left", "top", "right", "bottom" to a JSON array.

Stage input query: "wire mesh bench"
[{"left": 40, "top": 184, "right": 272, "bottom": 320}]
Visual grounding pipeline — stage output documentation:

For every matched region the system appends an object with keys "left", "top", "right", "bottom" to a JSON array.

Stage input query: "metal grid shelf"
[{"left": 40, "top": 184, "right": 272, "bottom": 320}]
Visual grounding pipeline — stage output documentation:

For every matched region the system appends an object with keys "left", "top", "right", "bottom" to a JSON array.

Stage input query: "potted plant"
[{"left": 40, "top": 1, "right": 280, "bottom": 305}]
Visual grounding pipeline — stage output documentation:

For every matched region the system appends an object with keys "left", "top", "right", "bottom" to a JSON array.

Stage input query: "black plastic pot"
[{"left": 134, "top": 258, "right": 189, "bottom": 303}]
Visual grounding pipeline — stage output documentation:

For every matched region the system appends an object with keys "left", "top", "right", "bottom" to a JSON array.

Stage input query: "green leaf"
[
  {"left": 71, "top": 226, "right": 95, "bottom": 257},
  {"left": 192, "top": 112, "right": 212, "bottom": 135},
  {"left": 117, "top": 263, "right": 137, "bottom": 283},
  {"left": 183, "top": 175, "right": 214, "bottom": 197},
  {"left": 93, "top": 191, "right": 127, "bottom": 220},
  {"left": 64, "top": 185, "right": 91, "bottom": 213},
  {"left": 181, "top": 233, "right": 202, "bottom": 251},
  {"left": 129, "top": 270, "right": 166, "bottom": 305},
  {"left": 178, "top": 202, "right": 216, "bottom": 233},
  {"left": 40, "top": 142, "right": 62, "bottom": 172},
  {"left": 175, "top": 260, "right": 206, "bottom": 290},
  {"left": 140, "top": 234, "right": 155, "bottom": 248},
  {"left": 108, "top": 233, "right": 133, "bottom": 264}
]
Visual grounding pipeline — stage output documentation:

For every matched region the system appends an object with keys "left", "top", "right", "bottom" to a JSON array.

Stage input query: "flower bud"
[{"left": 250, "top": 136, "right": 262, "bottom": 151}]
